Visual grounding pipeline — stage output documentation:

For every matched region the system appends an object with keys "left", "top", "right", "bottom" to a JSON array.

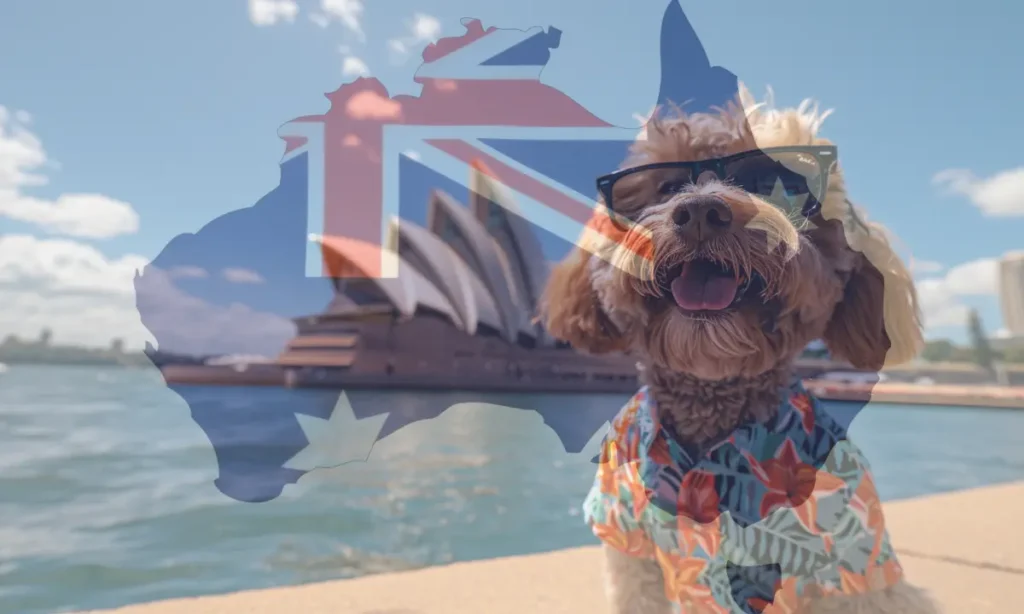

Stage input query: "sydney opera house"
[{"left": 266, "top": 186, "right": 645, "bottom": 392}]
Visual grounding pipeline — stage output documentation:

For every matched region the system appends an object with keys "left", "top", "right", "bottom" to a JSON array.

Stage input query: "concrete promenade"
[
  {"left": 77, "top": 482, "right": 1024, "bottom": 614},
  {"left": 807, "top": 380, "right": 1024, "bottom": 409}
]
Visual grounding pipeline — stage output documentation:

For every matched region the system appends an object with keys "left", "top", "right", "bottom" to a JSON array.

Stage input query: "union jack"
[{"left": 277, "top": 18, "right": 647, "bottom": 280}]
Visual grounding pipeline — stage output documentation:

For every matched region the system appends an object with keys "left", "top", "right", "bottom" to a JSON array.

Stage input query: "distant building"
[{"left": 999, "top": 251, "right": 1024, "bottom": 337}]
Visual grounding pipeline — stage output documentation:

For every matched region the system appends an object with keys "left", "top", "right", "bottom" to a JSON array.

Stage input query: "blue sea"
[{"left": 2, "top": 364, "right": 1023, "bottom": 614}]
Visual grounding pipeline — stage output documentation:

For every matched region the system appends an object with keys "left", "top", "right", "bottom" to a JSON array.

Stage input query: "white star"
[
  {"left": 283, "top": 392, "right": 389, "bottom": 471},
  {"left": 741, "top": 178, "right": 805, "bottom": 254},
  {"left": 767, "top": 176, "right": 810, "bottom": 214}
]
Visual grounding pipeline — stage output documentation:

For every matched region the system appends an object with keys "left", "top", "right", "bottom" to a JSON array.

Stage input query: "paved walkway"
[{"left": 78, "top": 482, "right": 1024, "bottom": 614}]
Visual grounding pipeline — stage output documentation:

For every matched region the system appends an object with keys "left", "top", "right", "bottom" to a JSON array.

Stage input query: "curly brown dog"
[{"left": 539, "top": 88, "right": 941, "bottom": 614}]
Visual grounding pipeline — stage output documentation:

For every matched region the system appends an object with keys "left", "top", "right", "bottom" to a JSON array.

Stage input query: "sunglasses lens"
[
  {"left": 604, "top": 166, "right": 696, "bottom": 218},
  {"left": 725, "top": 151, "right": 825, "bottom": 215},
  {"left": 599, "top": 149, "right": 830, "bottom": 219}
]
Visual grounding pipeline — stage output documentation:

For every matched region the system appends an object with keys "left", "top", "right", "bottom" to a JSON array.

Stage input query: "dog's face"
[{"left": 541, "top": 93, "right": 922, "bottom": 380}]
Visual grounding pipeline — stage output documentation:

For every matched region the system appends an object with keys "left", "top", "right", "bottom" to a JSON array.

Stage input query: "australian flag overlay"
[{"left": 136, "top": 1, "right": 855, "bottom": 506}]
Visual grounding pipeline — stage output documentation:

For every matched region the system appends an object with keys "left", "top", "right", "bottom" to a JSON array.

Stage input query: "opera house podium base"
[{"left": 158, "top": 361, "right": 643, "bottom": 394}]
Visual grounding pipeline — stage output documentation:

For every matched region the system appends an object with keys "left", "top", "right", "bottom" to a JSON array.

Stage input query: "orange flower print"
[
  {"left": 620, "top": 460, "right": 653, "bottom": 519},
  {"left": 846, "top": 472, "right": 890, "bottom": 568},
  {"left": 788, "top": 392, "right": 816, "bottom": 434},
  {"left": 677, "top": 470, "right": 720, "bottom": 524},
  {"left": 676, "top": 470, "right": 723, "bottom": 556},
  {"left": 865, "top": 558, "right": 904, "bottom": 591},
  {"left": 747, "top": 439, "right": 816, "bottom": 514},
  {"left": 654, "top": 551, "right": 725, "bottom": 612},
  {"left": 678, "top": 587, "right": 730, "bottom": 614},
  {"left": 594, "top": 523, "right": 654, "bottom": 558},
  {"left": 852, "top": 471, "right": 885, "bottom": 533},
  {"left": 611, "top": 397, "right": 641, "bottom": 435},
  {"left": 649, "top": 433, "right": 674, "bottom": 467},
  {"left": 596, "top": 442, "right": 622, "bottom": 496},
  {"left": 838, "top": 566, "right": 870, "bottom": 595},
  {"left": 788, "top": 468, "right": 846, "bottom": 534},
  {"left": 746, "top": 439, "right": 845, "bottom": 532},
  {"left": 652, "top": 549, "right": 729, "bottom": 612},
  {"left": 822, "top": 533, "right": 834, "bottom": 554},
  {"left": 597, "top": 468, "right": 616, "bottom": 498},
  {"left": 625, "top": 430, "right": 642, "bottom": 466}
]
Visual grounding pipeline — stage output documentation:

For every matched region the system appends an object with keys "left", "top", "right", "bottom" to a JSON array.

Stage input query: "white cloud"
[
  {"left": 933, "top": 167, "right": 1024, "bottom": 217},
  {"left": 341, "top": 56, "right": 370, "bottom": 77},
  {"left": 0, "top": 234, "right": 296, "bottom": 355},
  {"left": 411, "top": 13, "right": 442, "bottom": 41},
  {"left": 941, "top": 258, "right": 999, "bottom": 296},
  {"left": 0, "top": 105, "right": 139, "bottom": 239},
  {"left": 309, "top": 13, "right": 330, "bottom": 28},
  {"left": 136, "top": 267, "right": 296, "bottom": 357},
  {"left": 167, "top": 266, "right": 208, "bottom": 279},
  {"left": 0, "top": 106, "right": 46, "bottom": 188},
  {"left": 388, "top": 39, "right": 408, "bottom": 56},
  {"left": 0, "top": 192, "right": 138, "bottom": 239},
  {"left": 0, "top": 234, "right": 152, "bottom": 349},
  {"left": 248, "top": 0, "right": 299, "bottom": 26},
  {"left": 917, "top": 257, "right": 999, "bottom": 332},
  {"left": 909, "top": 258, "right": 944, "bottom": 275},
  {"left": 388, "top": 13, "right": 442, "bottom": 62},
  {"left": 221, "top": 267, "right": 264, "bottom": 284},
  {"left": 320, "top": 0, "right": 364, "bottom": 40}
]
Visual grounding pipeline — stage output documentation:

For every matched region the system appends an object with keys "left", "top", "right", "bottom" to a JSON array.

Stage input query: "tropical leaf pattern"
[{"left": 582, "top": 383, "right": 905, "bottom": 613}]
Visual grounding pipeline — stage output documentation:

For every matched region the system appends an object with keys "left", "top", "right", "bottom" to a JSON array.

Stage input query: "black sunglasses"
[{"left": 595, "top": 145, "right": 838, "bottom": 220}]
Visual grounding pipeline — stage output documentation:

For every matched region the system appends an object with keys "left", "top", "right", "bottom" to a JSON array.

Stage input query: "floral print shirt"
[{"left": 583, "top": 382, "right": 904, "bottom": 614}]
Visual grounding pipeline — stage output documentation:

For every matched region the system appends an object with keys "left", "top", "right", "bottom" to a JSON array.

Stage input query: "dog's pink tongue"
[{"left": 670, "top": 261, "right": 739, "bottom": 311}]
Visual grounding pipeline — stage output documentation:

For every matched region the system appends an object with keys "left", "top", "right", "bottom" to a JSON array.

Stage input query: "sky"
[{"left": 0, "top": 0, "right": 1022, "bottom": 350}]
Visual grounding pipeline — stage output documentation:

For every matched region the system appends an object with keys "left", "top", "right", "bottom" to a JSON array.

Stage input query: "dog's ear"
[
  {"left": 539, "top": 246, "right": 629, "bottom": 354},
  {"left": 822, "top": 236, "right": 922, "bottom": 370}
]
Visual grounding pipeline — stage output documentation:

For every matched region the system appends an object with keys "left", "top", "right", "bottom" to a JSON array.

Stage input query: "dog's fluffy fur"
[{"left": 539, "top": 87, "right": 939, "bottom": 613}]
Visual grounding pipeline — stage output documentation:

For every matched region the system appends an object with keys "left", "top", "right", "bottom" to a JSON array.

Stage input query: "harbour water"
[{"left": 2, "top": 365, "right": 1024, "bottom": 614}]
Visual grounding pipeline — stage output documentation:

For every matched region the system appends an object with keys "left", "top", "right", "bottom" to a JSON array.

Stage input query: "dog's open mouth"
[{"left": 660, "top": 259, "right": 759, "bottom": 313}]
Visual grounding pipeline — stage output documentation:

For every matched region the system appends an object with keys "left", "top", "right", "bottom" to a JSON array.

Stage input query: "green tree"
[
  {"left": 1004, "top": 347, "right": 1024, "bottom": 364},
  {"left": 921, "top": 339, "right": 957, "bottom": 362},
  {"left": 967, "top": 309, "right": 995, "bottom": 372}
]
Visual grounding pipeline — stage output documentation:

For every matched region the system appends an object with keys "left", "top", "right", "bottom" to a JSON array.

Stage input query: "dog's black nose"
[{"left": 672, "top": 195, "right": 733, "bottom": 241}]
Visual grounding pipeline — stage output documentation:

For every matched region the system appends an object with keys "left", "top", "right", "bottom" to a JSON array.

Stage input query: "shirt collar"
[{"left": 640, "top": 378, "right": 810, "bottom": 462}]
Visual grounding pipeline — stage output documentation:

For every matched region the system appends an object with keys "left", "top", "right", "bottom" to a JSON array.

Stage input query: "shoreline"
[
  {"left": 6, "top": 362, "right": 1024, "bottom": 409},
  {"left": 805, "top": 380, "right": 1024, "bottom": 409},
  {"left": 72, "top": 481, "right": 1024, "bottom": 614}
]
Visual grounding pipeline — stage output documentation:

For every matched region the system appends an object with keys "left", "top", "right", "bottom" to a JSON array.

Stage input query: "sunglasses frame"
[{"left": 595, "top": 145, "right": 839, "bottom": 220}]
